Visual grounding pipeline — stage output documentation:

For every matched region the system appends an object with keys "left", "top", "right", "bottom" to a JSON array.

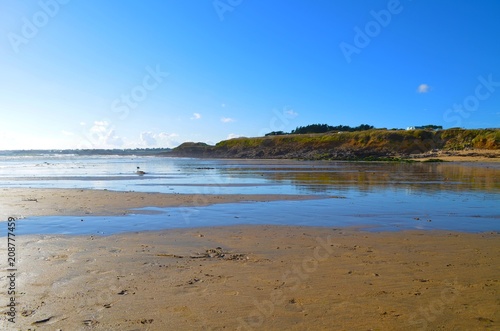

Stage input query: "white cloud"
[
  {"left": 61, "top": 130, "right": 74, "bottom": 136},
  {"left": 81, "top": 120, "right": 124, "bottom": 148},
  {"left": 417, "top": 84, "right": 431, "bottom": 93},
  {"left": 221, "top": 117, "right": 235, "bottom": 123},
  {"left": 190, "top": 113, "right": 202, "bottom": 120},
  {"left": 140, "top": 131, "right": 179, "bottom": 148},
  {"left": 105, "top": 129, "right": 124, "bottom": 147},
  {"left": 284, "top": 108, "right": 298, "bottom": 118},
  {"left": 227, "top": 133, "right": 241, "bottom": 139},
  {"left": 77, "top": 120, "right": 180, "bottom": 149},
  {"left": 140, "top": 132, "right": 157, "bottom": 146},
  {"left": 90, "top": 121, "right": 110, "bottom": 134},
  {"left": 158, "top": 132, "right": 179, "bottom": 139}
]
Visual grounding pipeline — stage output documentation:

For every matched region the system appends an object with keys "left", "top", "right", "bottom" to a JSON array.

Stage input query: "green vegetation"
[
  {"left": 264, "top": 123, "right": 444, "bottom": 136},
  {"left": 408, "top": 125, "right": 443, "bottom": 130},
  {"left": 265, "top": 123, "right": 375, "bottom": 136},
  {"left": 420, "top": 125, "right": 443, "bottom": 130},
  {"left": 422, "top": 158, "right": 446, "bottom": 163},
  {"left": 170, "top": 142, "right": 213, "bottom": 157},
  {"left": 172, "top": 128, "right": 499, "bottom": 160},
  {"left": 290, "top": 123, "right": 374, "bottom": 134},
  {"left": 265, "top": 131, "right": 287, "bottom": 136},
  {"left": 440, "top": 128, "right": 500, "bottom": 150}
]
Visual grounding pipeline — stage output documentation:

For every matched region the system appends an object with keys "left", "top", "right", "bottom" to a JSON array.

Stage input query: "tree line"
[
  {"left": 265, "top": 123, "right": 445, "bottom": 136},
  {"left": 265, "top": 124, "right": 374, "bottom": 136}
]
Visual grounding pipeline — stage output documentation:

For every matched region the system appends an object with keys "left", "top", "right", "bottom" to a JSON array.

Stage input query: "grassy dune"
[{"left": 172, "top": 129, "right": 499, "bottom": 160}]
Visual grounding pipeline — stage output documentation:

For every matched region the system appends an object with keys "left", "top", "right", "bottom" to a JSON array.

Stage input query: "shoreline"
[{"left": 166, "top": 150, "right": 500, "bottom": 162}]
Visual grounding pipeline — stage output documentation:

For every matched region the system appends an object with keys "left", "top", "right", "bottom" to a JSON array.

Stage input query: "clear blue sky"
[{"left": 1, "top": 0, "right": 499, "bottom": 149}]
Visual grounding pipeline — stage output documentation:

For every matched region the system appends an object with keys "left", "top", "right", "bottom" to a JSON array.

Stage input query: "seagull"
[{"left": 136, "top": 166, "right": 146, "bottom": 175}]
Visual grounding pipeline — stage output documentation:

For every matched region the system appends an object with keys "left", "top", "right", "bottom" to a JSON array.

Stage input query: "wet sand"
[
  {"left": 0, "top": 188, "right": 498, "bottom": 330},
  {"left": 1, "top": 226, "right": 498, "bottom": 330},
  {"left": 0, "top": 188, "right": 324, "bottom": 220},
  {"left": 411, "top": 148, "right": 500, "bottom": 162}
]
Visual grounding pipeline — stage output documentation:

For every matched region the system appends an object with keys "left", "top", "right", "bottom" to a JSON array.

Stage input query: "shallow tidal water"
[{"left": 0, "top": 154, "right": 498, "bottom": 235}]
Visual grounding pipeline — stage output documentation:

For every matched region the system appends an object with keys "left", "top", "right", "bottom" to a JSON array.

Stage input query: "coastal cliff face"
[{"left": 171, "top": 129, "right": 499, "bottom": 160}]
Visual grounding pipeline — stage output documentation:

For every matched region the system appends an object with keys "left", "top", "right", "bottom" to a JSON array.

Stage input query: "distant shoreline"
[{"left": 0, "top": 148, "right": 172, "bottom": 157}]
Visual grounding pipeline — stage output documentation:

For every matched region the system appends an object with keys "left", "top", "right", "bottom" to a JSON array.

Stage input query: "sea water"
[{"left": 0, "top": 153, "right": 498, "bottom": 235}]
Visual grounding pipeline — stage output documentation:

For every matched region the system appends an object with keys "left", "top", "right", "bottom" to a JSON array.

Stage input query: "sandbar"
[{"left": 0, "top": 188, "right": 326, "bottom": 221}]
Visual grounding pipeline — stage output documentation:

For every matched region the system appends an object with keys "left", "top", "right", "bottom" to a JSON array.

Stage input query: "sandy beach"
[
  {"left": 410, "top": 149, "right": 500, "bottom": 162},
  {"left": 0, "top": 188, "right": 498, "bottom": 330},
  {"left": 1, "top": 226, "right": 498, "bottom": 330}
]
